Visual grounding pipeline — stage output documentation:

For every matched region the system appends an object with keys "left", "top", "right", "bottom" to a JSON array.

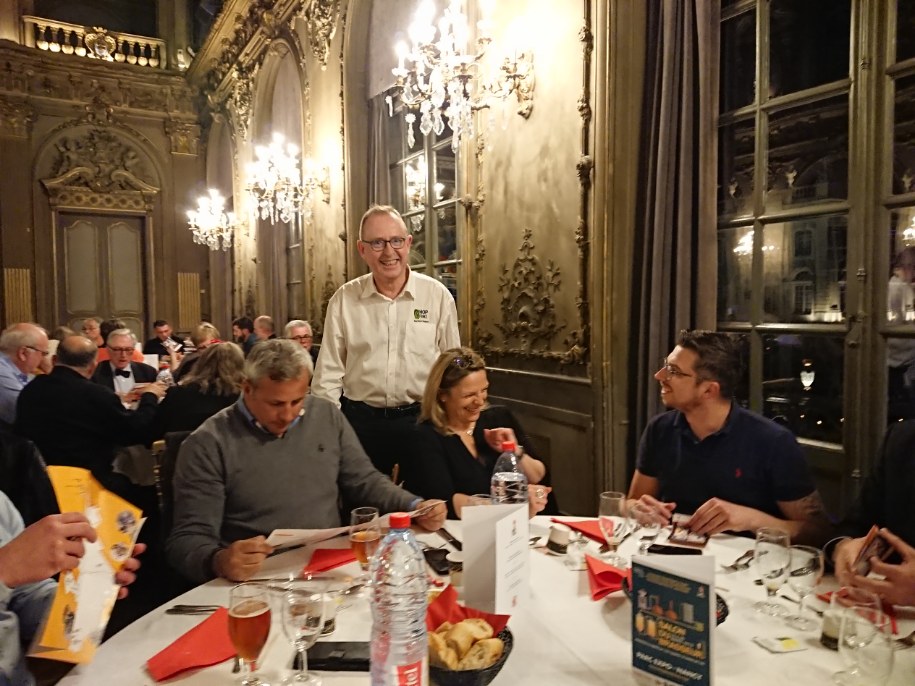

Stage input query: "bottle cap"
[
  {"left": 500, "top": 441, "right": 516, "bottom": 452},
  {"left": 389, "top": 512, "right": 411, "bottom": 529}
]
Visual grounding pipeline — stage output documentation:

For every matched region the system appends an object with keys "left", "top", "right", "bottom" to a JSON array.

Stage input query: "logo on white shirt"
[{"left": 413, "top": 308, "right": 430, "bottom": 323}]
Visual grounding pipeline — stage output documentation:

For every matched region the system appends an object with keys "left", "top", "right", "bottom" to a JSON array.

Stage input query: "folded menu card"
[
  {"left": 463, "top": 503, "right": 529, "bottom": 614},
  {"left": 146, "top": 607, "right": 235, "bottom": 681},
  {"left": 29, "top": 467, "right": 143, "bottom": 664}
]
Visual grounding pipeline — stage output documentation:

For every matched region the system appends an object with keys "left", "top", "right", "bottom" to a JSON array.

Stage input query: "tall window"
[
  {"left": 716, "top": 0, "right": 915, "bottom": 506},
  {"left": 384, "top": 114, "right": 462, "bottom": 306}
]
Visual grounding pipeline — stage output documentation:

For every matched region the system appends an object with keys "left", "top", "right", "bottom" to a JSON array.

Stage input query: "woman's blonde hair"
[
  {"left": 180, "top": 342, "right": 244, "bottom": 396},
  {"left": 420, "top": 347, "right": 487, "bottom": 435}
]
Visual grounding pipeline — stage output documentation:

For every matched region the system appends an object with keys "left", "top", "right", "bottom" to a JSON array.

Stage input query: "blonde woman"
[{"left": 408, "top": 347, "right": 552, "bottom": 518}]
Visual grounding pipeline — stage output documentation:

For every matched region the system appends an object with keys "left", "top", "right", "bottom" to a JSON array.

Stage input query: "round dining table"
[{"left": 57, "top": 516, "right": 915, "bottom": 685}]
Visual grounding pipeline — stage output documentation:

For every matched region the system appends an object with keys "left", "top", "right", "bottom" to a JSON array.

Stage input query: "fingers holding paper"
[
  {"left": 414, "top": 500, "right": 447, "bottom": 531},
  {"left": 115, "top": 542, "right": 146, "bottom": 599},
  {"left": 213, "top": 536, "right": 275, "bottom": 581}
]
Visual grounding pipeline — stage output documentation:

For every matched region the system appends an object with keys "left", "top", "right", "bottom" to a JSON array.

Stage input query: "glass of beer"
[
  {"left": 228, "top": 582, "right": 272, "bottom": 685},
  {"left": 349, "top": 506, "right": 381, "bottom": 578}
]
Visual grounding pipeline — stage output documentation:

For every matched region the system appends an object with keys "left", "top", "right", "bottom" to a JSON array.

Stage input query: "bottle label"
[{"left": 392, "top": 656, "right": 427, "bottom": 686}]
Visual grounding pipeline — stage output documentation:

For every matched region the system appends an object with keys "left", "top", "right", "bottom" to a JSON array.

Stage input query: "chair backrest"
[
  {"left": 154, "top": 430, "right": 193, "bottom": 544},
  {"left": 0, "top": 428, "right": 59, "bottom": 525}
]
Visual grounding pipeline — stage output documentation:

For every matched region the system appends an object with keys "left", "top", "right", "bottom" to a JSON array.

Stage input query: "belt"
[{"left": 343, "top": 398, "right": 420, "bottom": 419}]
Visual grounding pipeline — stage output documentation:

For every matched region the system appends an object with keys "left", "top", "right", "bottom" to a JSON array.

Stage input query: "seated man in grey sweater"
[{"left": 166, "top": 339, "right": 446, "bottom": 583}]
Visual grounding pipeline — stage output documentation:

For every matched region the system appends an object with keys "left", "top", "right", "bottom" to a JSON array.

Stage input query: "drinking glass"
[
  {"left": 468, "top": 493, "right": 493, "bottom": 507},
  {"left": 834, "top": 607, "right": 894, "bottom": 685},
  {"left": 786, "top": 545, "right": 824, "bottom": 630},
  {"left": 598, "top": 491, "right": 631, "bottom": 567},
  {"left": 349, "top": 507, "right": 381, "bottom": 579},
  {"left": 629, "top": 501, "right": 662, "bottom": 554},
  {"left": 753, "top": 527, "right": 791, "bottom": 616},
  {"left": 228, "top": 582, "right": 272, "bottom": 686},
  {"left": 280, "top": 581, "right": 326, "bottom": 685},
  {"left": 821, "top": 588, "right": 881, "bottom": 651}
]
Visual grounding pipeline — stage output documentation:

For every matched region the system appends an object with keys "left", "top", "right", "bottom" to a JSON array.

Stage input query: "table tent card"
[
  {"left": 30, "top": 466, "right": 143, "bottom": 664},
  {"left": 630, "top": 554, "right": 715, "bottom": 686},
  {"left": 462, "top": 503, "right": 529, "bottom": 614}
]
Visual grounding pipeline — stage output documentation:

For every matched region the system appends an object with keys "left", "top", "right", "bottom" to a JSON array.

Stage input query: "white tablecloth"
[{"left": 58, "top": 517, "right": 915, "bottom": 685}]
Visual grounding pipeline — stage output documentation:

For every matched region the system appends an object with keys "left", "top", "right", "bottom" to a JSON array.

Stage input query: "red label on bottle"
[{"left": 393, "top": 657, "right": 427, "bottom": 686}]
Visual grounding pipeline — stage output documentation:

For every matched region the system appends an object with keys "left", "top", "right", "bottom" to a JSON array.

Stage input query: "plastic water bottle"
[
  {"left": 369, "top": 512, "right": 429, "bottom": 686},
  {"left": 491, "top": 440, "right": 529, "bottom": 504},
  {"left": 156, "top": 368, "right": 175, "bottom": 387}
]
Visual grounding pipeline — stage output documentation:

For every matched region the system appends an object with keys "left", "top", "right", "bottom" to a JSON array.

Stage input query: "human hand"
[
  {"left": 528, "top": 484, "right": 552, "bottom": 517},
  {"left": 114, "top": 542, "right": 146, "bottom": 599},
  {"left": 414, "top": 500, "right": 447, "bottom": 531},
  {"left": 687, "top": 497, "right": 754, "bottom": 536},
  {"left": 482, "top": 427, "right": 518, "bottom": 452},
  {"left": 630, "top": 495, "right": 675, "bottom": 527},
  {"left": 0, "top": 513, "right": 97, "bottom": 588},
  {"left": 833, "top": 537, "right": 865, "bottom": 588},
  {"left": 847, "top": 529, "right": 915, "bottom": 606},
  {"left": 213, "top": 537, "right": 274, "bottom": 581},
  {"left": 142, "top": 381, "right": 168, "bottom": 399}
]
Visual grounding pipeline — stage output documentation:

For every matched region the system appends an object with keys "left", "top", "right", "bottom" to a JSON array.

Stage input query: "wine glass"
[
  {"left": 349, "top": 507, "right": 381, "bottom": 583},
  {"left": 228, "top": 582, "right": 272, "bottom": 686},
  {"left": 598, "top": 491, "right": 631, "bottom": 567},
  {"left": 834, "top": 606, "right": 894, "bottom": 685},
  {"left": 821, "top": 588, "right": 882, "bottom": 650},
  {"left": 786, "top": 545, "right": 824, "bottom": 630},
  {"left": 629, "top": 500, "right": 662, "bottom": 554},
  {"left": 753, "top": 527, "right": 791, "bottom": 616},
  {"left": 280, "top": 581, "right": 326, "bottom": 685}
]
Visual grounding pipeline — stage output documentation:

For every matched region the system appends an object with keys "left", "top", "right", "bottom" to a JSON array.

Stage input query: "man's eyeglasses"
[
  {"left": 109, "top": 347, "right": 135, "bottom": 354},
  {"left": 659, "top": 358, "right": 694, "bottom": 379},
  {"left": 361, "top": 237, "right": 407, "bottom": 251},
  {"left": 25, "top": 346, "right": 49, "bottom": 357},
  {"left": 291, "top": 335, "right": 313, "bottom": 342}
]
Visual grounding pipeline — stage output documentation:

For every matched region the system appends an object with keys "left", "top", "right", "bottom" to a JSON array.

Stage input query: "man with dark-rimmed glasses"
[
  {"left": 628, "top": 330, "right": 830, "bottom": 545},
  {"left": 312, "top": 205, "right": 460, "bottom": 478}
]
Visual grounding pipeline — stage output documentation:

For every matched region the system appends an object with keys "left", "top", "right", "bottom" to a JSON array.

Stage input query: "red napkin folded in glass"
[
  {"left": 551, "top": 517, "right": 606, "bottom": 544},
  {"left": 585, "top": 554, "right": 630, "bottom": 601},
  {"left": 815, "top": 590, "right": 898, "bottom": 634},
  {"left": 146, "top": 607, "right": 234, "bottom": 681},
  {"left": 426, "top": 584, "right": 510, "bottom": 634},
  {"left": 303, "top": 548, "right": 357, "bottom": 574}
]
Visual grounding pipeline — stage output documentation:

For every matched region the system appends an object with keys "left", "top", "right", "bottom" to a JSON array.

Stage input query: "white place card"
[{"left": 462, "top": 503, "right": 529, "bottom": 613}]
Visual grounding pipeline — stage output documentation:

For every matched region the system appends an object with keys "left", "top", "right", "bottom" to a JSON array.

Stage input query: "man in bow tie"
[{"left": 91, "top": 329, "right": 159, "bottom": 396}]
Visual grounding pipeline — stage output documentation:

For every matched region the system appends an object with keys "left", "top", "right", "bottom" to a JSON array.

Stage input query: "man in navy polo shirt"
[{"left": 628, "top": 330, "right": 830, "bottom": 544}]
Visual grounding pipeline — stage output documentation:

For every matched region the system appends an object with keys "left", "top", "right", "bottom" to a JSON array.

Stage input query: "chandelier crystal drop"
[
  {"left": 246, "top": 132, "right": 306, "bottom": 225},
  {"left": 186, "top": 189, "right": 237, "bottom": 251}
]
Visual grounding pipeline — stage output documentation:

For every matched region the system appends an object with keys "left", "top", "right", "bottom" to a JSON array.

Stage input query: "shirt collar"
[
  {"left": 0, "top": 354, "right": 28, "bottom": 385},
  {"left": 361, "top": 267, "right": 416, "bottom": 300},
  {"left": 235, "top": 395, "right": 307, "bottom": 438},
  {"left": 110, "top": 361, "right": 132, "bottom": 376},
  {"left": 674, "top": 403, "right": 738, "bottom": 443}
]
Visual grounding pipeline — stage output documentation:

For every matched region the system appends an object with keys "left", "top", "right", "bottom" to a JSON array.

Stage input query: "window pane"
[
  {"left": 404, "top": 155, "right": 427, "bottom": 213},
  {"left": 897, "top": 0, "right": 915, "bottom": 63},
  {"left": 887, "top": 335, "right": 915, "bottom": 421},
  {"left": 720, "top": 12, "right": 755, "bottom": 113},
  {"left": 406, "top": 212, "right": 426, "bottom": 267},
  {"left": 761, "top": 215, "right": 847, "bottom": 323},
  {"left": 718, "top": 119, "right": 755, "bottom": 219},
  {"left": 769, "top": 0, "right": 850, "bottom": 97},
  {"left": 762, "top": 334, "right": 844, "bottom": 444},
  {"left": 436, "top": 264, "right": 459, "bottom": 304},
  {"left": 765, "top": 96, "right": 848, "bottom": 213},
  {"left": 892, "top": 74, "right": 915, "bottom": 195},
  {"left": 434, "top": 203, "right": 458, "bottom": 262},
  {"left": 888, "top": 208, "right": 915, "bottom": 324},
  {"left": 718, "top": 226, "right": 754, "bottom": 322},
  {"left": 433, "top": 145, "right": 457, "bottom": 202}
]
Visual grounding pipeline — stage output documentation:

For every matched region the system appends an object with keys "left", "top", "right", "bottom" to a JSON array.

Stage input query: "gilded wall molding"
[
  {"left": 297, "top": 0, "right": 339, "bottom": 70},
  {"left": 165, "top": 119, "right": 201, "bottom": 155}
]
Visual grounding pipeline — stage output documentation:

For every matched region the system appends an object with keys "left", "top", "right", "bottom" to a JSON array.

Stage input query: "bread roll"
[
  {"left": 462, "top": 618, "right": 494, "bottom": 641},
  {"left": 445, "top": 622, "right": 477, "bottom": 658},
  {"left": 435, "top": 621, "right": 453, "bottom": 635},
  {"left": 429, "top": 631, "right": 459, "bottom": 670},
  {"left": 457, "top": 638, "right": 504, "bottom": 670}
]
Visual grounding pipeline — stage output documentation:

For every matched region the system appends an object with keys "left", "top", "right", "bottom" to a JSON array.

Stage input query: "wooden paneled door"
[{"left": 56, "top": 213, "right": 146, "bottom": 338}]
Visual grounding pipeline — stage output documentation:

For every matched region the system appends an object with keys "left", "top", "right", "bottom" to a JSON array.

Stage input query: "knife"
[{"left": 436, "top": 528, "right": 462, "bottom": 551}]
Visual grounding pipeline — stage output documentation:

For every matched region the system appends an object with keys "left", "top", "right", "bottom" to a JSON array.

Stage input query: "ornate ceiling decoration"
[{"left": 298, "top": 0, "right": 339, "bottom": 70}]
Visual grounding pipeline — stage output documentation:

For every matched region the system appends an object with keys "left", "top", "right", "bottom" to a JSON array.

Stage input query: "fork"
[
  {"left": 894, "top": 629, "right": 915, "bottom": 650},
  {"left": 720, "top": 549, "right": 755, "bottom": 572}
]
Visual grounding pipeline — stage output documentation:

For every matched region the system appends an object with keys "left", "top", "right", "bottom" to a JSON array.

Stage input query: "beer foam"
[{"left": 230, "top": 598, "right": 270, "bottom": 618}]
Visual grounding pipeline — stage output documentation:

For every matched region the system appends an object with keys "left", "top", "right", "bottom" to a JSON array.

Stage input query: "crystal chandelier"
[
  {"left": 246, "top": 133, "right": 306, "bottom": 225},
  {"left": 187, "top": 189, "right": 237, "bottom": 251},
  {"left": 388, "top": 0, "right": 535, "bottom": 151},
  {"left": 904, "top": 216, "right": 915, "bottom": 247}
]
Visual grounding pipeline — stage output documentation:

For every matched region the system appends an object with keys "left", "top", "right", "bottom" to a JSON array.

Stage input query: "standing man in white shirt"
[{"left": 312, "top": 205, "right": 460, "bottom": 479}]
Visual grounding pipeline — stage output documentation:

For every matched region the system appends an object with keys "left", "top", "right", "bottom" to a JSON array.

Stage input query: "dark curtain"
[
  {"left": 368, "top": 94, "right": 392, "bottom": 205},
  {"left": 630, "top": 0, "right": 718, "bottom": 456}
]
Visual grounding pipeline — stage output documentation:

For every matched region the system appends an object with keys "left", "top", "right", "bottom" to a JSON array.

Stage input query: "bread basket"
[{"left": 429, "top": 627, "right": 513, "bottom": 686}]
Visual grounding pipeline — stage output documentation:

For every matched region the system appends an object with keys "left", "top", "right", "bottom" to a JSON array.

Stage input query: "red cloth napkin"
[
  {"left": 551, "top": 517, "right": 605, "bottom": 544},
  {"left": 585, "top": 554, "right": 630, "bottom": 601},
  {"left": 426, "top": 584, "right": 510, "bottom": 634},
  {"left": 303, "top": 548, "right": 357, "bottom": 574},
  {"left": 146, "top": 607, "right": 235, "bottom": 681},
  {"left": 816, "top": 591, "right": 898, "bottom": 634}
]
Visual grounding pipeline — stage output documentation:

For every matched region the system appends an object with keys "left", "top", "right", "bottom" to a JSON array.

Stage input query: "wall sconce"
[
  {"left": 387, "top": 0, "right": 535, "bottom": 150},
  {"left": 187, "top": 189, "right": 238, "bottom": 251},
  {"left": 303, "top": 157, "right": 330, "bottom": 203}
]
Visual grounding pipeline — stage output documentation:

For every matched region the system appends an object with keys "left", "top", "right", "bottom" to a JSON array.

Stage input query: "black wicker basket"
[{"left": 430, "top": 627, "right": 513, "bottom": 686}]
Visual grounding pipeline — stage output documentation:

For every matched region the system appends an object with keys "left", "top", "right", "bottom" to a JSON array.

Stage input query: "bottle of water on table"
[
  {"left": 369, "top": 512, "right": 429, "bottom": 686},
  {"left": 491, "top": 440, "right": 529, "bottom": 504}
]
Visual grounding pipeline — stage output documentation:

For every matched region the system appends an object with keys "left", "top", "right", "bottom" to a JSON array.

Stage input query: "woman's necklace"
[{"left": 450, "top": 422, "right": 476, "bottom": 436}]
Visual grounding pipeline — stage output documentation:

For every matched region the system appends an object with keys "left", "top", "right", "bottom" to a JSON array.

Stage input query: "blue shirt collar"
[
  {"left": 235, "top": 395, "right": 306, "bottom": 438},
  {"left": 674, "top": 402, "right": 738, "bottom": 443},
  {"left": 0, "top": 354, "right": 28, "bottom": 385}
]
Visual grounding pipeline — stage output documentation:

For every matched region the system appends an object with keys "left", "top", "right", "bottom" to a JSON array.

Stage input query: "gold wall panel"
[
  {"left": 3, "top": 267, "right": 32, "bottom": 323},
  {"left": 177, "top": 272, "right": 201, "bottom": 330}
]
